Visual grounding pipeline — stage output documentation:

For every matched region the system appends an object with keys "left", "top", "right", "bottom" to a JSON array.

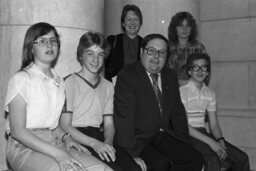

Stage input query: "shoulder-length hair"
[
  {"left": 20, "top": 22, "right": 60, "bottom": 70},
  {"left": 168, "top": 11, "right": 198, "bottom": 45},
  {"left": 121, "top": 4, "right": 143, "bottom": 32}
]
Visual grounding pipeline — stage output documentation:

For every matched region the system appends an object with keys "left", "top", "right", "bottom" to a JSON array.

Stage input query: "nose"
[
  {"left": 93, "top": 55, "right": 99, "bottom": 62},
  {"left": 46, "top": 40, "right": 53, "bottom": 48},
  {"left": 153, "top": 51, "right": 160, "bottom": 59},
  {"left": 182, "top": 26, "right": 187, "bottom": 31}
]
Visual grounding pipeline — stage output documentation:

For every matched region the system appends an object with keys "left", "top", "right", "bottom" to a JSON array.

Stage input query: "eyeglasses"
[
  {"left": 190, "top": 65, "right": 209, "bottom": 72},
  {"left": 144, "top": 47, "right": 167, "bottom": 58},
  {"left": 33, "top": 38, "right": 59, "bottom": 47}
]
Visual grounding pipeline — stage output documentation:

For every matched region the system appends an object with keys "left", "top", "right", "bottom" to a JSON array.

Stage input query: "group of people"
[{"left": 5, "top": 4, "right": 250, "bottom": 171}]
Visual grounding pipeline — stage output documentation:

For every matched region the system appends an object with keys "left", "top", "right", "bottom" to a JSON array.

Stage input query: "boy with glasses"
[{"left": 180, "top": 53, "right": 250, "bottom": 171}]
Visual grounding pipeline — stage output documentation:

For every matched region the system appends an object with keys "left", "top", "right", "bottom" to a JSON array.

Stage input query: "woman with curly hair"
[{"left": 167, "top": 11, "right": 207, "bottom": 86}]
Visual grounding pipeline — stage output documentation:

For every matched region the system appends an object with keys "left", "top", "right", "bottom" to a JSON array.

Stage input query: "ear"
[
  {"left": 140, "top": 48, "right": 144, "bottom": 59},
  {"left": 188, "top": 70, "right": 192, "bottom": 77}
]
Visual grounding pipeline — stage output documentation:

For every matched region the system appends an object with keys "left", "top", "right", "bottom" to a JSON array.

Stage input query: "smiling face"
[
  {"left": 188, "top": 59, "right": 209, "bottom": 84},
  {"left": 140, "top": 38, "right": 167, "bottom": 74},
  {"left": 176, "top": 19, "right": 191, "bottom": 40},
  {"left": 32, "top": 30, "right": 59, "bottom": 66},
  {"left": 123, "top": 10, "right": 141, "bottom": 37},
  {"left": 81, "top": 45, "right": 105, "bottom": 74}
]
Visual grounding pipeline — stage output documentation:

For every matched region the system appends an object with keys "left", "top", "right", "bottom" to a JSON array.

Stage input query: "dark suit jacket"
[
  {"left": 114, "top": 61, "right": 190, "bottom": 157},
  {"left": 105, "top": 33, "right": 142, "bottom": 81}
]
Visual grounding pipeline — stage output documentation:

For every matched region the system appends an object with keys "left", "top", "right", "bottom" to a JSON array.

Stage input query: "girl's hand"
[
  {"left": 90, "top": 140, "right": 116, "bottom": 162},
  {"left": 55, "top": 150, "right": 86, "bottom": 171},
  {"left": 64, "top": 135, "right": 91, "bottom": 155}
]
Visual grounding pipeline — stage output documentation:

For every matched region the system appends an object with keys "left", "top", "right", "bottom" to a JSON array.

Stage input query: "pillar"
[{"left": 0, "top": 0, "right": 104, "bottom": 169}]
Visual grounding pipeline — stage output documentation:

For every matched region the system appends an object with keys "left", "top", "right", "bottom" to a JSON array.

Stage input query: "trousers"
[{"left": 7, "top": 129, "right": 112, "bottom": 171}]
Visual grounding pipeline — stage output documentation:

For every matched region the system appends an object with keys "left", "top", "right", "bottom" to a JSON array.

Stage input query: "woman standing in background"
[
  {"left": 167, "top": 11, "right": 207, "bottom": 86},
  {"left": 105, "top": 4, "right": 143, "bottom": 81}
]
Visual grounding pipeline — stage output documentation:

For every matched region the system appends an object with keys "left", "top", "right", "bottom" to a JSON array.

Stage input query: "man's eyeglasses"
[
  {"left": 190, "top": 65, "right": 209, "bottom": 72},
  {"left": 33, "top": 38, "right": 59, "bottom": 47},
  {"left": 144, "top": 47, "right": 167, "bottom": 58}
]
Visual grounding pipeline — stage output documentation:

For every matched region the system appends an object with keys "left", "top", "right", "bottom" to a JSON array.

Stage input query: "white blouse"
[{"left": 5, "top": 64, "right": 65, "bottom": 132}]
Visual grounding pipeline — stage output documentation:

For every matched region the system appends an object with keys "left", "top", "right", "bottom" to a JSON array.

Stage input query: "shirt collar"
[
  {"left": 29, "top": 63, "right": 61, "bottom": 86},
  {"left": 188, "top": 79, "right": 206, "bottom": 93}
]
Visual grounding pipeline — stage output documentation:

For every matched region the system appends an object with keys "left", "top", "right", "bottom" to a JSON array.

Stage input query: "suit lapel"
[
  {"left": 160, "top": 68, "right": 171, "bottom": 127},
  {"left": 135, "top": 63, "right": 162, "bottom": 115}
]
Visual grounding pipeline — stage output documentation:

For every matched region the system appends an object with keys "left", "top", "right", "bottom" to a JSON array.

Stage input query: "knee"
[
  {"left": 45, "top": 162, "right": 60, "bottom": 171},
  {"left": 147, "top": 159, "right": 171, "bottom": 171},
  {"left": 190, "top": 151, "right": 204, "bottom": 168}
]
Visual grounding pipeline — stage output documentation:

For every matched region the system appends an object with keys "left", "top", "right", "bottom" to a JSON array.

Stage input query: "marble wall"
[
  {"left": 200, "top": 0, "right": 256, "bottom": 169},
  {"left": 0, "top": 0, "right": 104, "bottom": 169}
]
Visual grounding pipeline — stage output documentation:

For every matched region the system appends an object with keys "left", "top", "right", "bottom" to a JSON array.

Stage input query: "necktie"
[{"left": 150, "top": 73, "right": 163, "bottom": 115}]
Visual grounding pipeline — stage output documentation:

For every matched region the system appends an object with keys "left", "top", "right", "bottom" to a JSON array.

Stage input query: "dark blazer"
[
  {"left": 114, "top": 61, "right": 189, "bottom": 157},
  {"left": 105, "top": 33, "right": 143, "bottom": 81}
]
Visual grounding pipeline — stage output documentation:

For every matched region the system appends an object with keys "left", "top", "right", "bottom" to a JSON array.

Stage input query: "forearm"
[
  {"left": 210, "top": 124, "right": 224, "bottom": 140},
  {"left": 104, "top": 124, "right": 115, "bottom": 145},
  {"left": 61, "top": 123, "right": 99, "bottom": 147},
  {"left": 189, "top": 125, "right": 216, "bottom": 146}
]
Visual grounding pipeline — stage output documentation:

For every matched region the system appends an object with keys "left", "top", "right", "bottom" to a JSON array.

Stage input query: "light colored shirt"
[
  {"left": 5, "top": 64, "right": 65, "bottom": 132},
  {"left": 63, "top": 73, "right": 114, "bottom": 128},
  {"left": 179, "top": 79, "right": 216, "bottom": 128}
]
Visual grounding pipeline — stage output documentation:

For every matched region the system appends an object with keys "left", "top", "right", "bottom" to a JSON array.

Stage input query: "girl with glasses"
[{"left": 5, "top": 22, "right": 111, "bottom": 171}]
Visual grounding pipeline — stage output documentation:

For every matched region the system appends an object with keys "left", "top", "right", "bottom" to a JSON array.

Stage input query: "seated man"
[{"left": 114, "top": 33, "right": 204, "bottom": 171}]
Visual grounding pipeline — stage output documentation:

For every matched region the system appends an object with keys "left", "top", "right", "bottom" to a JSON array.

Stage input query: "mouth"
[{"left": 45, "top": 50, "right": 54, "bottom": 55}]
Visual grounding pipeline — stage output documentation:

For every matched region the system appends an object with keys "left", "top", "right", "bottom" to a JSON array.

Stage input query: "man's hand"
[{"left": 134, "top": 157, "right": 147, "bottom": 171}]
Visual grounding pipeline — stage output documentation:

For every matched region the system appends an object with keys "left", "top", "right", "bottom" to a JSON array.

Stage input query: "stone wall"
[{"left": 200, "top": 0, "right": 256, "bottom": 169}]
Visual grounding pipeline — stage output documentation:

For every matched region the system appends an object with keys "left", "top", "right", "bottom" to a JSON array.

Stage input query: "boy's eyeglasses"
[
  {"left": 190, "top": 65, "right": 208, "bottom": 72},
  {"left": 144, "top": 47, "right": 167, "bottom": 58},
  {"left": 33, "top": 38, "right": 59, "bottom": 47}
]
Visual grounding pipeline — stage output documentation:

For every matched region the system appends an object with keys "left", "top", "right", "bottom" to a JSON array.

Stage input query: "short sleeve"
[
  {"left": 5, "top": 71, "right": 30, "bottom": 112},
  {"left": 103, "top": 82, "right": 114, "bottom": 115},
  {"left": 207, "top": 91, "right": 216, "bottom": 112},
  {"left": 63, "top": 75, "right": 75, "bottom": 113}
]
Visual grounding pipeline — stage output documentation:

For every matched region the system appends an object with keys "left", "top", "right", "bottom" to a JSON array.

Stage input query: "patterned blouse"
[{"left": 167, "top": 41, "right": 206, "bottom": 81}]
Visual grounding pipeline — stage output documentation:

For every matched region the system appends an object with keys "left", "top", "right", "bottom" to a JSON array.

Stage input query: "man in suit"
[{"left": 114, "top": 33, "right": 204, "bottom": 171}]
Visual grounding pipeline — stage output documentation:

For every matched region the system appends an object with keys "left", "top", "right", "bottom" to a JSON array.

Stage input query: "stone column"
[
  {"left": 105, "top": 0, "right": 200, "bottom": 38},
  {"left": 0, "top": 0, "right": 104, "bottom": 169}
]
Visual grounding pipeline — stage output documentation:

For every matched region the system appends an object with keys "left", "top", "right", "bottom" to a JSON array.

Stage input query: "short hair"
[
  {"left": 187, "top": 53, "right": 211, "bottom": 84},
  {"left": 168, "top": 11, "right": 198, "bottom": 44},
  {"left": 141, "top": 33, "right": 168, "bottom": 49},
  {"left": 121, "top": 4, "right": 143, "bottom": 32},
  {"left": 77, "top": 31, "right": 110, "bottom": 66},
  {"left": 21, "top": 22, "right": 60, "bottom": 70}
]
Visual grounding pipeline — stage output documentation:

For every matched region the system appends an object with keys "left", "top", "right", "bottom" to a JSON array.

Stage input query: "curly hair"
[{"left": 168, "top": 11, "right": 198, "bottom": 45}]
